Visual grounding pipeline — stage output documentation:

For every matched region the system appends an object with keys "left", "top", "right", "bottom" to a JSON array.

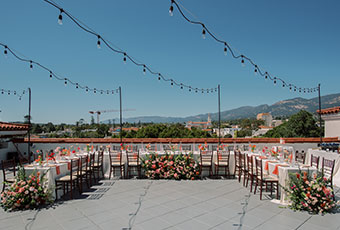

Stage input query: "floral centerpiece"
[
  {"left": 198, "top": 142, "right": 208, "bottom": 151},
  {"left": 284, "top": 171, "right": 338, "bottom": 214},
  {"left": 271, "top": 149, "right": 278, "bottom": 158},
  {"left": 217, "top": 144, "right": 226, "bottom": 151},
  {"left": 46, "top": 152, "right": 56, "bottom": 162},
  {"left": 145, "top": 143, "right": 152, "bottom": 152},
  {"left": 1, "top": 168, "right": 52, "bottom": 211},
  {"left": 141, "top": 153, "right": 200, "bottom": 180},
  {"left": 35, "top": 155, "right": 43, "bottom": 166},
  {"left": 262, "top": 146, "right": 268, "bottom": 154},
  {"left": 249, "top": 144, "right": 256, "bottom": 152}
]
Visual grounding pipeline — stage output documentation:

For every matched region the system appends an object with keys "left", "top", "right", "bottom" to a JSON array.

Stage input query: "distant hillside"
[{"left": 103, "top": 93, "right": 340, "bottom": 123}]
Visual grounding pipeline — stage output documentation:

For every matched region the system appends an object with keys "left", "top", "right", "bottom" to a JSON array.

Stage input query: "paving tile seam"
[{"left": 69, "top": 203, "right": 104, "bottom": 230}]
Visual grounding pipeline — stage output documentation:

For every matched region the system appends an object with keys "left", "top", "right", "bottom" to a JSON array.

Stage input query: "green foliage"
[{"left": 264, "top": 110, "right": 322, "bottom": 138}]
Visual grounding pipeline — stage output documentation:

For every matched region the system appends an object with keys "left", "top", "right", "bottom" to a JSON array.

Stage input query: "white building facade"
[{"left": 318, "top": 107, "right": 340, "bottom": 138}]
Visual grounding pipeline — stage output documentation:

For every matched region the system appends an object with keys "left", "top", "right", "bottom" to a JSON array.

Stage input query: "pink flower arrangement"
[
  {"left": 285, "top": 171, "right": 338, "bottom": 214},
  {"left": 141, "top": 153, "right": 200, "bottom": 180},
  {"left": 1, "top": 168, "right": 52, "bottom": 211}
]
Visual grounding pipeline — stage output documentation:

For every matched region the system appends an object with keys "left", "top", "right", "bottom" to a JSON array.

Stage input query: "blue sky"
[{"left": 0, "top": 0, "right": 339, "bottom": 124}]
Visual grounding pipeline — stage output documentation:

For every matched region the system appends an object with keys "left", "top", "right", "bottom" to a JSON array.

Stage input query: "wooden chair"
[
  {"left": 93, "top": 150, "right": 104, "bottom": 182},
  {"left": 322, "top": 158, "right": 336, "bottom": 199},
  {"left": 245, "top": 155, "right": 256, "bottom": 192},
  {"left": 55, "top": 158, "right": 80, "bottom": 200},
  {"left": 199, "top": 150, "right": 213, "bottom": 177},
  {"left": 109, "top": 150, "right": 125, "bottom": 179},
  {"left": 214, "top": 150, "right": 230, "bottom": 177},
  {"left": 254, "top": 158, "right": 279, "bottom": 200},
  {"left": 310, "top": 154, "right": 320, "bottom": 169},
  {"left": 1, "top": 158, "right": 16, "bottom": 192},
  {"left": 79, "top": 156, "right": 90, "bottom": 193},
  {"left": 86, "top": 153, "right": 95, "bottom": 186},
  {"left": 126, "top": 151, "right": 141, "bottom": 178},
  {"left": 240, "top": 153, "right": 248, "bottom": 186},
  {"left": 234, "top": 150, "right": 243, "bottom": 182},
  {"left": 295, "top": 150, "right": 305, "bottom": 164}
]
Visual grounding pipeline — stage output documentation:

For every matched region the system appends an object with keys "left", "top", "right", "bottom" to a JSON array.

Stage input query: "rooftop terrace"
[{"left": 1, "top": 175, "right": 339, "bottom": 230}]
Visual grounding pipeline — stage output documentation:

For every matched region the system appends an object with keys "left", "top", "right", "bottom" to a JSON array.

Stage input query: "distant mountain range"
[{"left": 103, "top": 93, "right": 340, "bottom": 124}]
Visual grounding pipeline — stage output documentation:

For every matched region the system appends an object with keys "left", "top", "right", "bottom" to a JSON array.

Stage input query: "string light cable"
[
  {"left": 168, "top": 0, "right": 319, "bottom": 94},
  {"left": 0, "top": 88, "right": 27, "bottom": 101},
  {"left": 42, "top": 0, "right": 218, "bottom": 94},
  {"left": 0, "top": 42, "right": 120, "bottom": 95}
]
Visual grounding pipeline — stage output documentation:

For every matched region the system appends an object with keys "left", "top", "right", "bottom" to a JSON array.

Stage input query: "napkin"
[
  {"left": 272, "top": 164, "right": 289, "bottom": 175},
  {"left": 264, "top": 161, "right": 278, "bottom": 171}
]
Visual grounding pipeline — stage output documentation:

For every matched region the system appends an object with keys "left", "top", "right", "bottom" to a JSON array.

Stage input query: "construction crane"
[{"left": 89, "top": 109, "right": 135, "bottom": 124}]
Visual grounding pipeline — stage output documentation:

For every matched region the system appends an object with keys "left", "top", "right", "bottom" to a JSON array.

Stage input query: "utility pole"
[
  {"left": 119, "top": 86, "right": 123, "bottom": 144},
  {"left": 218, "top": 84, "right": 221, "bottom": 146},
  {"left": 318, "top": 84, "right": 322, "bottom": 144},
  {"left": 28, "top": 88, "right": 31, "bottom": 163}
]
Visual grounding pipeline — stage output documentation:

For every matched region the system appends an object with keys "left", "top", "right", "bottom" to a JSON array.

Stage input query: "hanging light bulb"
[
  {"left": 201, "top": 89, "right": 204, "bottom": 93},
  {"left": 224, "top": 42, "right": 227, "bottom": 55},
  {"left": 289, "top": 85, "right": 292, "bottom": 91},
  {"left": 180, "top": 84, "right": 183, "bottom": 89},
  {"left": 86, "top": 87, "right": 88, "bottom": 93},
  {"left": 50, "top": 71, "right": 52, "bottom": 79},
  {"left": 64, "top": 78, "right": 67, "bottom": 86},
  {"left": 1, "top": 90, "right": 4, "bottom": 94},
  {"left": 19, "top": 97, "right": 21, "bottom": 101},
  {"left": 76, "top": 83, "right": 79, "bottom": 89},
  {"left": 29, "top": 60, "right": 33, "bottom": 69},
  {"left": 299, "top": 88, "right": 301, "bottom": 93},
  {"left": 14, "top": 91, "right": 16, "bottom": 95},
  {"left": 273, "top": 77, "right": 277, "bottom": 85},
  {"left": 241, "top": 55, "right": 245, "bottom": 67},
  {"left": 206, "top": 89, "right": 209, "bottom": 93},
  {"left": 107, "top": 90, "right": 109, "bottom": 94},
  {"left": 254, "top": 65, "right": 258, "bottom": 75},
  {"left": 294, "top": 87, "right": 297, "bottom": 92},
  {"left": 195, "top": 88, "right": 198, "bottom": 93},
  {"left": 215, "top": 88, "right": 217, "bottom": 92},
  {"left": 111, "top": 90, "right": 114, "bottom": 94},
  {"left": 8, "top": 91, "right": 10, "bottom": 95},
  {"left": 158, "top": 73, "right": 161, "bottom": 81},
  {"left": 282, "top": 83, "right": 285, "bottom": 88},
  {"left": 22, "top": 90, "right": 25, "bottom": 95},
  {"left": 171, "top": 80, "right": 173, "bottom": 87},
  {"left": 202, "top": 25, "right": 206, "bottom": 39},
  {"left": 94, "top": 88, "right": 96, "bottom": 94},
  {"left": 264, "top": 72, "right": 268, "bottom": 80},
  {"left": 143, "top": 65, "right": 146, "bottom": 75},
  {"left": 123, "top": 53, "right": 127, "bottom": 63},
  {"left": 169, "top": 0, "right": 174, "bottom": 16},
  {"left": 4, "top": 45, "right": 8, "bottom": 57},
  {"left": 58, "top": 9, "right": 63, "bottom": 25},
  {"left": 101, "top": 90, "right": 103, "bottom": 94},
  {"left": 189, "top": 87, "right": 191, "bottom": 92},
  {"left": 304, "top": 89, "right": 306, "bottom": 93},
  {"left": 97, "top": 35, "right": 101, "bottom": 49}
]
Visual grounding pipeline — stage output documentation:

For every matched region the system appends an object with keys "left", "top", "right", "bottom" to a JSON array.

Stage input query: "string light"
[
  {"left": 58, "top": 9, "right": 63, "bottom": 25},
  {"left": 171, "top": 80, "right": 173, "bottom": 87},
  {"left": 42, "top": 0, "right": 216, "bottom": 94},
  {"left": 202, "top": 26, "right": 206, "bottom": 39},
  {"left": 50, "top": 71, "right": 52, "bottom": 79},
  {"left": 169, "top": 0, "right": 174, "bottom": 16},
  {"left": 169, "top": 0, "right": 318, "bottom": 94},
  {"left": 64, "top": 78, "right": 67, "bottom": 86},
  {"left": 180, "top": 84, "right": 183, "bottom": 89},
  {"left": 4, "top": 45, "right": 8, "bottom": 56},
  {"left": 76, "top": 83, "right": 79, "bottom": 89},
  {"left": 254, "top": 65, "right": 258, "bottom": 75},
  {"left": 97, "top": 35, "right": 101, "bottom": 49},
  {"left": 0, "top": 88, "right": 26, "bottom": 100},
  {"left": 158, "top": 73, "right": 161, "bottom": 81},
  {"left": 123, "top": 53, "right": 127, "bottom": 63},
  {"left": 29, "top": 60, "right": 33, "bottom": 69},
  {"left": 224, "top": 42, "right": 227, "bottom": 55}
]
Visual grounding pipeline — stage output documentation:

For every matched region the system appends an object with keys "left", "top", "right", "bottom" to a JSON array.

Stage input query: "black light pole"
[
  {"left": 318, "top": 83, "right": 322, "bottom": 144},
  {"left": 28, "top": 88, "right": 31, "bottom": 163},
  {"left": 218, "top": 84, "right": 221, "bottom": 146},
  {"left": 119, "top": 86, "right": 123, "bottom": 144}
]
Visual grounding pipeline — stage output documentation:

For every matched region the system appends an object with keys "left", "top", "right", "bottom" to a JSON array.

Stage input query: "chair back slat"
[
  {"left": 310, "top": 154, "right": 320, "bottom": 169},
  {"left": 70, "top": 158, "right": 80, "bottom": 180},
  {"left": 255, "top": 158, "right": 263, "bottom": 180},
  {"left": 322, "top": 158, "right": 335, "bottom": 183},
  {"left": 217, "top": 150, "right": 230, "bottom": 165},
  {"left": 80, "top": 156, "right": 88, "bottom": 173},
  {"left": 110, "top": 151, "right": 122, "bottom": 165},
  {"left": 246, "top": 155, "right": 254, "bottom": 175},
  {"left": 127, "top": 151, "right": 139, "bottom": 165},
  {"left": 96, "top": 150, "right": 104, "bottom": 166},
  {"left": 200, "top": 150, "right": 213, "bottom": 165},
  {"left": 1, "top": 158, "right": 16, "bottom": 178}
]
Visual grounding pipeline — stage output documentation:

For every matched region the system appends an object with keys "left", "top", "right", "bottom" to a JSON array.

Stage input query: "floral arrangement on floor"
[
  {"left": 285, "top": 171, "right": 339, "bottom": 214},
  {"left": 1, "top": 167, "right": 52, "bottom": 211},
  {"left": 141, "top": 153, "right": 200, "bottom": 180}
]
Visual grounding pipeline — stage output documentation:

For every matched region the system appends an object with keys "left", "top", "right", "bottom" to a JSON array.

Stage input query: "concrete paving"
[{"left": 1, "top": 177, "right": 339, "bottom": 230}]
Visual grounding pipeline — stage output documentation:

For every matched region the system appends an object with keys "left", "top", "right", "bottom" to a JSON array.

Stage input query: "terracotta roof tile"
[
  {"left": 0, "top": 122, "right": 29, "bottom": 131},
  {"left": 317, "top": 106, "right": 340, "bottom": 115}
]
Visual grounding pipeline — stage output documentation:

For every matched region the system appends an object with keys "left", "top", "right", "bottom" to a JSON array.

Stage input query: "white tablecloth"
[
  {"left": 24, "top": 163, "right": 69, "bottom": 199},
  {"left": 305, "top": 149, "right": 340, "bottom": 187}
]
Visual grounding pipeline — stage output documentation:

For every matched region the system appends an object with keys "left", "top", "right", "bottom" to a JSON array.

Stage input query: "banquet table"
[
  {"left": 24, "top": 162, "right": 69, "bottom": 199},
  {"left": 305, "top": 149, "right": 340, "bottom": 187},
  {"left": 264, "top": 160, "right": 318, "bottom": 204}
]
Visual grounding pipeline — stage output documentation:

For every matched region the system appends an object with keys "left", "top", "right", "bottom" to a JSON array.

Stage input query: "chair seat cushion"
[
  {"left": 128, "top": 162, "right": 140, "bottom": 166},
  {"left": 5, "top": 177, "right": 16, "bottom": 183},
  {"left": 112, "top": 162, "right": 124, "bottom": 166},
  {"left": 57, "top": 174, "right": 77, "bottom": 181},
  {"left": 215, "top": 162, "right": 229, "bottom": 166},
  {"left": 258, "top": 175, "right": 278, "bottom": 182}
]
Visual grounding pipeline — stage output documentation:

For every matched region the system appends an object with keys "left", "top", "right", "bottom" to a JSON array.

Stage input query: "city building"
[
  {"left": 213, "top": 127, "right": 241, "bottom": 137},
  {"left": 185, "top": 114, "right": 212, "bottom": 130},
  {"left": 252, "top": 125, "right": 273, "bottom": 137},
  {"left": 256, "top": 113, "right": 273, "bottom": 127},
  {"left": 318, "top": 106, "right": 340, "bottom": 138}
]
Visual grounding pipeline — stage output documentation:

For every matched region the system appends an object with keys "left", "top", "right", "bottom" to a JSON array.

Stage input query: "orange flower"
[{"left": 296, "top": 173, "right": 301, "bottom": 179}]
